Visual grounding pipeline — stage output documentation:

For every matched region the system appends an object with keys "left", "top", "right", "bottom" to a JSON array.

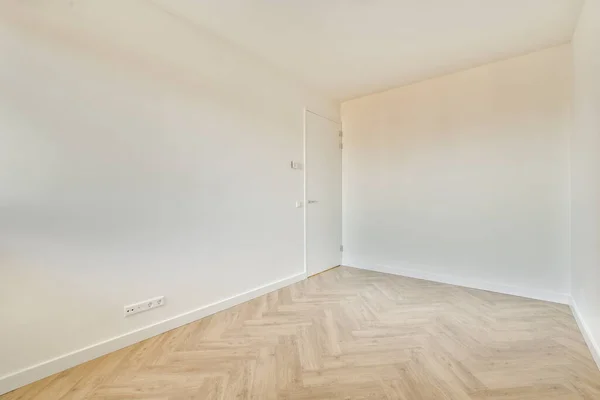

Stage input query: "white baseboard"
[
  {"left": 0, "top": 272, "right": 306, "bottom": 396},
  {"left": 350, "top": 263, "right": 570, "bottom": 305},
  {"left": 569, "top": 298, "right": 600, "bottom": 370}
]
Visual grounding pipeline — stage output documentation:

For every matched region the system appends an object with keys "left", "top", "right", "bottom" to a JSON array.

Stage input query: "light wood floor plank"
[{"left": 2, "top": 266, "right": 599, "bottom": 399}]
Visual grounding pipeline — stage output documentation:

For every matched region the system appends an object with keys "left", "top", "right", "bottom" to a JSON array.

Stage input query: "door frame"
[{"left": 303, "top": 107, "right": 342, "bottom": 276}]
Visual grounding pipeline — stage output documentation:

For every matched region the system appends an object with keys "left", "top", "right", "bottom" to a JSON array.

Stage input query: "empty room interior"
[{"left": 1, "top": 1, "right": 600, "bottom": 399}]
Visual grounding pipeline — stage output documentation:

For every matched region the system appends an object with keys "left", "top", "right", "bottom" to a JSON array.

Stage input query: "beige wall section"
[
  {"left": 342, "top": 45, "right": 572, "bottom": 297},
  {"left": 571, "top": 0, "right": 600, "bottom": 362},
  {"left": 0, "top": 1, "right": 338, "bottom": 384}
]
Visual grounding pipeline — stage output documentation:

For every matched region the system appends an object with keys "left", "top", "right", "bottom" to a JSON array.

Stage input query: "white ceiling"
[{"left": 153, "top": 0, "right": 584, "bottom": 101}]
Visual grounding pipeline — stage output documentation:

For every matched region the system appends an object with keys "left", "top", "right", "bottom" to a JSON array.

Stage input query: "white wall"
[
  {"left": 0, "top": 1, "right": 337, "bottom": 390},
  {"left": 342, "top": 45, "right": 572, "bottom": 300},
  {"left": 571, "top": 0, "right": 600, "bottom": 364}
]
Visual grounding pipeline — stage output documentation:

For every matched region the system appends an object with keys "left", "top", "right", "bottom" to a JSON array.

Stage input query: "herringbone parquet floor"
[{"left": 3, "top": 266, "right": 600, "bottom": 399}]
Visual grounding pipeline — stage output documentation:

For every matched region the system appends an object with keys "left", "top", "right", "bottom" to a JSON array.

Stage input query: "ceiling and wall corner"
[{"left": 153, "top": 0, "right": 584, "bottom": 101}]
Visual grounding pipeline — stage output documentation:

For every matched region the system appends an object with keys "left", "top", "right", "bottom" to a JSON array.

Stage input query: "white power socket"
[{"left": 124, "top": 296, "right": 165, "bottom": 317}]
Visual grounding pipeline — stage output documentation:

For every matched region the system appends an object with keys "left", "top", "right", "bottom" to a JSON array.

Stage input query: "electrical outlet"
[{"left": 124, "top": 296, "right": 165, "bottom": 317}]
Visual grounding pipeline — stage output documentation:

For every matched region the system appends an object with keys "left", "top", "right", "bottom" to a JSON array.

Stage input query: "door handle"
[{"left": 307, "top": 200, "right": 319, "bottom": 204}]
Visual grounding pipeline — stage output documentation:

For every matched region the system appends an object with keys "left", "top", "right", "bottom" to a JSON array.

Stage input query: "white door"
[{"left": 305, "top": 110, "right": 342, "bottom": 276}]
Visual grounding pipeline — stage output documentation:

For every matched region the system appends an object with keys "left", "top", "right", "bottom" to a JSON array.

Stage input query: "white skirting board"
[
  {"left": 350, "top": 263, "right": 571, "bottom": 305},
  {"left": 570, "top": 298, "right": 600, "bottom": 370},
  {"left": 0, "top": 272, "right": 307, "bottom": 396}
]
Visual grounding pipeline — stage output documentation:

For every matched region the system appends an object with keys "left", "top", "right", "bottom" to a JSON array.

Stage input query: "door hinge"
[
  {"left": 340, "top": 245, "right": 344, "bottom": 252},
  {"left": 339, "top": 130, "right": 343, "bottom": 137},
  {"left": 339, "top": 143, "right": 343, "bottom": 149}
]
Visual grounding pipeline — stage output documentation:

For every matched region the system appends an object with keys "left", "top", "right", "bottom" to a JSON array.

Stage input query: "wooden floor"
[{"left": 3, "top": 266, "right": 600, "bottom": 399}]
